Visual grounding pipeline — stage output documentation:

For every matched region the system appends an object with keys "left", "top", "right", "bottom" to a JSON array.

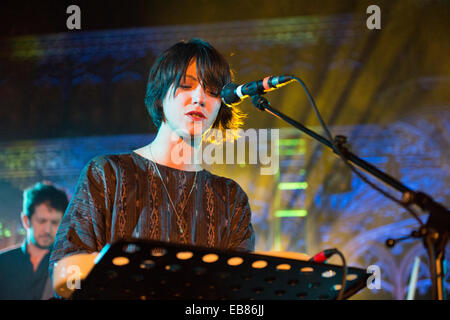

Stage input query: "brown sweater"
[{"left": 49, "top": 152, "right": 255, "bottom": 271}]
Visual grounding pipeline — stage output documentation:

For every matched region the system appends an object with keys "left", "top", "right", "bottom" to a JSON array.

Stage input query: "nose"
[
  {"left": 191, "top": 84, "right": 205, "bottom": 106},
  {"left": 43, "top": 221, "right": 52, "bottom": 234},
  {"left": 39, "top": 223, "right": 51, "bottom": 237}
]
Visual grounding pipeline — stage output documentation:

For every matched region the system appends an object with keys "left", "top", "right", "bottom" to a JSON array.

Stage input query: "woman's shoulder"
[
  {"left": 86, "top": 152, "right": 144, "bottom": 169},
  {"left": 78, "top": 152, "right": 149, "bottom": 189},
  {"left": 202, "top": 170, "right": 248, "bottom": 197},
  {"left": 80, "top": 152, "right": 149, "bottom": 179}
]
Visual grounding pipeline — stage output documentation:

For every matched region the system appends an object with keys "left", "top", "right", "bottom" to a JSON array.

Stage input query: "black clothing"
[{"left": 0, "top": 242, "right": 52, "bottom": 300}]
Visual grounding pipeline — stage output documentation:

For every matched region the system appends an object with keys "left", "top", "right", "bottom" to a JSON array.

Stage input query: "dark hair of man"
[
  {"left": 23, "top": 182, "right": 69, "bottom": 220},
  {"left": 144, "top": 38, "right": 245, "bottom": 133}
]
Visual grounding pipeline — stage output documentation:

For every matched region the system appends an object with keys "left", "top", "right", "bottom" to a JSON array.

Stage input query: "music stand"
[{"left": 70, "top": 239, "right": 369, "bottom": 300}]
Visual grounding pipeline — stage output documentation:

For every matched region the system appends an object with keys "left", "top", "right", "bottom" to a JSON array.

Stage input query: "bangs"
[
  {"left": 171, "top": 40, "right": 231, "bottom": 97},
  {"left": 195, "top": 50, "right": 229, "bottom": 93}
]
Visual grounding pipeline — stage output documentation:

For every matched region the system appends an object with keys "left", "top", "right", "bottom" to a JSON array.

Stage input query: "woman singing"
[{"left": 49, "top": 39, "right": 255, "bottom": 274}]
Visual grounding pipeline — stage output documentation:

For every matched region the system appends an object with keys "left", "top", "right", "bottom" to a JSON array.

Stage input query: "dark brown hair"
[
  {"left": 144, "top": 38, "right": 245, "bottom": 134},
  {"left": 23, "top": 182, "right": 69, "bottom": 219}
]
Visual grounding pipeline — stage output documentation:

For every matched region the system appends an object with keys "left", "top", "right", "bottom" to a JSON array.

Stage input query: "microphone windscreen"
[{"left": 221, "top": 83, "right": 240, "bottom": 106}]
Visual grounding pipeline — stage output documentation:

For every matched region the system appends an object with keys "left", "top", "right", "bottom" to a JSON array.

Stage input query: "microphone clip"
[{"left": 251, "top": 95, "right": 271, "bottom": 111}]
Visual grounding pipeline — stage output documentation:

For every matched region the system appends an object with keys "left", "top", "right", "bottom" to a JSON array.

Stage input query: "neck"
[
  {"left": 141, "top": 124, "right": 203, "bottom": 171},
  {"left": 26, "top": 240, "right": 49, "bottom": 271}
]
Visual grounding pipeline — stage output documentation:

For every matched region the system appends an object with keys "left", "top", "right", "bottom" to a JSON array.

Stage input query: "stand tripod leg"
[{"left": 436, "top": 255, "right": 446, "bottom": 300}]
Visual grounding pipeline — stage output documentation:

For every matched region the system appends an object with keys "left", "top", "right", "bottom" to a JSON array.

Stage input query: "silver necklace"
[{"left": 149, "top": 145, "right": 198, "bottom": 235}]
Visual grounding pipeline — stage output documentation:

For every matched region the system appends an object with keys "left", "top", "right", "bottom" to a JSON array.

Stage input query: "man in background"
[{"left": 0, "top": 182, "right": 68, "bottom": 299}]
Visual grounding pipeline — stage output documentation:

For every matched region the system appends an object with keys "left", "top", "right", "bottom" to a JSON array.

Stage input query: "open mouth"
[{"left": 185, "top": 111, "right": 206, "bottom": 121}]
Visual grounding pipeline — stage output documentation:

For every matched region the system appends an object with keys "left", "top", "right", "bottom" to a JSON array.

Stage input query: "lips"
[{"left": 185, "top": 110, "right": 206, "bottom": 121}]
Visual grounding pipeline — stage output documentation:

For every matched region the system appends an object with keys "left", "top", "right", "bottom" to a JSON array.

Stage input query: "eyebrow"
[{"left": 183, "top": 75, "right": 198, "bottom": 82}]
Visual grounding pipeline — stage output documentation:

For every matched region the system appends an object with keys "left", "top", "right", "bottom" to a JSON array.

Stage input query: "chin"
[
  {"left": 35, "top": 239, "right": 53, "bottom": 249},
  {"left": 179, "top": 127, "right": 205, "bottom": 140}
]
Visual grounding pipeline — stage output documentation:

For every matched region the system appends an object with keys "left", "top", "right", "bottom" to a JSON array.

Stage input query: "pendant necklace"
[{"left": 149, "top": 145, "right": 197, "bottom": 235}]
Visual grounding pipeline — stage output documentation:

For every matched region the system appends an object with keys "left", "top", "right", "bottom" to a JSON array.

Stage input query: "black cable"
[
  {"left": 309, "top": 248, "right": 347, "bottom": 300},
  {"left": 292, "top": 76, "right": 424, "bottom": 227},
  {"left": 335, "top": 249, "right": 347, "bottom": 300}
]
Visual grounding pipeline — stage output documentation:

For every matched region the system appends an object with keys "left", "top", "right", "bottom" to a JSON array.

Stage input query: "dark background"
[{"left": 1, "top": 0, "right": 398, "bottom": 37}]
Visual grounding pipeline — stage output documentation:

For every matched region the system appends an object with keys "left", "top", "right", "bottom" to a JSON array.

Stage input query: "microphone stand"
[{"left": 250, "top": 94, "right": 449, "bottom": 300}]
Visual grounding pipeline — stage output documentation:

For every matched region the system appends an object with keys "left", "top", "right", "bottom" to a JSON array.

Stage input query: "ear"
[{"left": 21, "top": 212, "right": 31, "bottom": 230}]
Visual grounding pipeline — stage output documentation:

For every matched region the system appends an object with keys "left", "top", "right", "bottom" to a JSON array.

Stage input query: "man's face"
[
  {"left": 23, "top": 203, "right": 63, "bottom": 250},
  {"left": 162, "top": 60, "right": 222, "bottom": 139}
]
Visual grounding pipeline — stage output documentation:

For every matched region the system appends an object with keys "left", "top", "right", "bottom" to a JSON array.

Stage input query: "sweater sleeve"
[
  {"left": 49, "top": 156, "right": 114, "bottom": 275},
  {"left": 229, "top": 182, "right": 256, "bottom": 252}
]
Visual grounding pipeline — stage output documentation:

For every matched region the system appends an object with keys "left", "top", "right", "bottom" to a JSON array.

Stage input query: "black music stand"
[{"left": 70, "top": 240, "right": 369, "bottom": 300}]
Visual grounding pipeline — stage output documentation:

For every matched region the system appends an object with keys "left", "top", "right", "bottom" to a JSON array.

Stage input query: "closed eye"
[
  {"left": 179, "top": 81, "right": 219, "bottom": 97},
  {"left": 206, "top": 90, "right": 219, "bottom": 97}
]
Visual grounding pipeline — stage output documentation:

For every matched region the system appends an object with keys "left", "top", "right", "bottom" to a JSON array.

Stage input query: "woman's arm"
[{"left": 49, "top": 156, "right": 113, "bottom": 276}]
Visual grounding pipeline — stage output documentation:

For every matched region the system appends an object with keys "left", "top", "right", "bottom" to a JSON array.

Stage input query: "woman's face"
[{"left": 162, "top": 60, "right": 222, "bottom": 140}]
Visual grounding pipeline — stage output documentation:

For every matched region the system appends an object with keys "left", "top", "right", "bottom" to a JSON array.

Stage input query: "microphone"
[
  {"left": 308, "top": 248, "right": 339, "bottom": 263},
  {"left": 221, "top": 75, "right": 295, "bottom": 107}
]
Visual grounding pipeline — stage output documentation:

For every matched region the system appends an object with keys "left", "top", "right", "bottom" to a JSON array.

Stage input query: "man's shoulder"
[{"left": 0, "top": 244, "right": 23, "bottom": 262}]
